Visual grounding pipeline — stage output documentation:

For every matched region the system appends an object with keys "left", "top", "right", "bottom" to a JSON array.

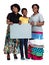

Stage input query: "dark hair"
[
  {"left": 21, "top": 8, "right": 27, "bottom": 14},
  {"left": 11, "top": 4, "right": 20, "bottom": 12},
  {"left": 32, "top": 4, "right": 39, "bottom": 9}
]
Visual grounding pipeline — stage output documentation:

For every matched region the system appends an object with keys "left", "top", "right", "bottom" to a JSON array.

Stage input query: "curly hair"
[{"left": 11, "top": 4, "right": 20, "bottom": 12}]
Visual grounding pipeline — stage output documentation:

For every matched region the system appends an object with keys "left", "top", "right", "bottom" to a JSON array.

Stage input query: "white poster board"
[{"left": 10, "top": 24, "right": 31, "bottom": 39}]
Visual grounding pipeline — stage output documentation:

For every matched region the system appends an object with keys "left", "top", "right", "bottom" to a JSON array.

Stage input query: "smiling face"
[
  {"left": 32, "top": 5, "right": 39, "bottom": 13},
  {"left": 12, "top": 6, "right": 19, "bottom": 13},
  {"left": 22, "top": 9, "right": 27, "bottom": 17}
]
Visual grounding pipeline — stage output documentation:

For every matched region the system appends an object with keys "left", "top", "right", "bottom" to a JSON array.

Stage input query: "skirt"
[
  {"left": 4, "top": 25, "right": 20, "bottom": 54},
  {"left": 28, "top": 39, "right": 44, "bottom": 60}
]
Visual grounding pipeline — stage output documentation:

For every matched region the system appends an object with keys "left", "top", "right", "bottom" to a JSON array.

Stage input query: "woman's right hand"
[
  {"left": 30, "top": 22, "right": 34, "bottom": 26},
  {"left": 7, "top": 19, "right": 13, "bottom": 25},
  {"left": 7, "top": 22, "right": 13, "bottom": 25}
]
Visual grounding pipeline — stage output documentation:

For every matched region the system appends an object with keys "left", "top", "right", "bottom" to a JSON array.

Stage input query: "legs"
[
  {"left": 4, "top": 26, "right": 18, "bottom": 60},
  {"left": 24, "top": 39, "right": 28, "bottom": 58},
  {"left": 20, "top": 39, "right": 28, "bottom": 59},
  {"left": 7, "top": 52, "right": 10, "bottom": 60},
  {"left": 20, "top": 39, "right": 24, "bottom": 59},
  {"left": 13, "top": 39, "right": 18, "bottom": 59}
]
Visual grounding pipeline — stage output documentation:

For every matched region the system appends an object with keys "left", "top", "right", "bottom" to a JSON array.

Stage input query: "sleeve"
[
  {"left": 7, "top": 13, "right": 11, "bottom": 20},
  {"left": 39, "top": 14, "right": 44, "bottom": 22},
  {"left": 19, "top": 17, "right": 22, "bottom": 21},
  {"left": 29, "top": 16, "right": 33, "bottom": 22}
]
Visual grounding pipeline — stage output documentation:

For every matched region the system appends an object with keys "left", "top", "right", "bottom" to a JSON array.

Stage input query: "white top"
[{"left": 29, "top": 13, "right": 44, "bottom": 32}]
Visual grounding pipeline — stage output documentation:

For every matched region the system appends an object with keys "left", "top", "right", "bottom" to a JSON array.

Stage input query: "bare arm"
[
  {"left": 6, "top": 19, "right": 13, "bottom": 25},
  {"left": 29, "top": 21, "right": 44, "bottom": 26},
  {"left": 19, "top": 20, "right": 22, "bottom": 25},
  {"left": 36, "top": 21, "right": 44, "bottom": 26}
]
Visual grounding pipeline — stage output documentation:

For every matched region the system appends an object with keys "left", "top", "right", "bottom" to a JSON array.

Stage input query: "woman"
[
  {"left": 4, "top": 4, "right": 22, "bottom": 60},
  {"left": 28, "top": 4, "right": 44, "bottom": 60}
]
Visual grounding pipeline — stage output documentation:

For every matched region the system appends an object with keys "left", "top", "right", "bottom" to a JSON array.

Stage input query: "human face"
[
  {"left": 32, "top": 6, "right": 39, "bottom": 13},
  {"left": 22, "top": 10, "right": 27, "bottom": 17},
  {"left": 12, "top": 6, "right": 18, "bottom": 13}
]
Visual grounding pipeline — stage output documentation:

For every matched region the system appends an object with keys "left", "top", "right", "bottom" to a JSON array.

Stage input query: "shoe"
[
  {"left": 14, "top": 54, "right": 18, "bottom": 59},
  {"left": 7, "top": 54, "right": 10, "bottom": 60},
  {"left": 7, "top": 57, "right": 10, "bottom": 60},
  {"left": 21, "top": 57, "right": 25, "bottom": 60},
  {"left": 26, "top": 57, "right": 30, "bottom": 59}
]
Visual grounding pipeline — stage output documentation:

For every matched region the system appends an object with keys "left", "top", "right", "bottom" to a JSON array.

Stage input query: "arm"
[
  {"left": 36, "top": 21, "right": 44, "bottom": 26},
  {"left": 29, "top": 14, "right": 44, "bottom": 26},
  {"left": 36, "top": 14, "right": 44, "bottom": 26},
  {"left": 6, "top": 19, "right": 13, "bottom": 25},
  {"left": 19, "top": 17, "right": 22, "bottom": 25},
  {"left": 29, "top": 17, "right": 34, "bottom": 25},
  {"left": 19, "top": 20, "right": 22, "bottom": 25},
  {"left": 29, "top": 21, "right": 44, "bottom": 26},
  {"left": 6, "top": 13, "right": 13, "bottom": 25}
]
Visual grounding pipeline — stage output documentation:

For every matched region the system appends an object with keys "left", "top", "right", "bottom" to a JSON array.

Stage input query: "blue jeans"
[{"left": 20, "top": 39, "right": 28, "bottom": 58}]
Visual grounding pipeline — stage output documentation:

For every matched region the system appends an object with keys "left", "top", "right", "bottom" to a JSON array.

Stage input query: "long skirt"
[
  {"left": 4, "top": 25, "right": 20, "bottom": 54},
  {"left": 28, "top": 31, "right": 44, "bottom": 60}
]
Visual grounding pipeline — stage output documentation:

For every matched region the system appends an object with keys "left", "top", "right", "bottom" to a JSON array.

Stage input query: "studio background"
[{"left": 0, "top": 0, "right": 49, "bottom": 65}]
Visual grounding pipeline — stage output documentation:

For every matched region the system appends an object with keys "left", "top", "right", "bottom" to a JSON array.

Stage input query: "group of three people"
[{"left": 4, "top": 3, "right": 44, "bottom": 60}]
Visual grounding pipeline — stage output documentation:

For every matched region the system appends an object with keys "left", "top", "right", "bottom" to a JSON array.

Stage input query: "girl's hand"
[{"left": 19, "top": 21, "right": 22, "bottom": 25}]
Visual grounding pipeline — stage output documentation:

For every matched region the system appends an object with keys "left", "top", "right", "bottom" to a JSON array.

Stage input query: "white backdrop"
[{"left": 0, "top": 0, "right": 49, "bottom": 65}]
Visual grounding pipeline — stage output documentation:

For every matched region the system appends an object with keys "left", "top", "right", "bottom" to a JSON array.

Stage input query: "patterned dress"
[
  {"left": 4, "top": 25, "right": 20, "bottom": 54},
  {"left": 4, "top": 12, "right": 22, "bottom": 55}
]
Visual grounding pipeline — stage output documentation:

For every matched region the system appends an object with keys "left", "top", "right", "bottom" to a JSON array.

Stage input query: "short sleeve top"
[
  {"left": 7, "top": 12, "right": 22, "bottom": 23},
  {"left": 19, "top": 17, "right": 29, "bottom": 24},
  {"left": 29, "top": 13, "right": 44, "bottom": 32}
]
